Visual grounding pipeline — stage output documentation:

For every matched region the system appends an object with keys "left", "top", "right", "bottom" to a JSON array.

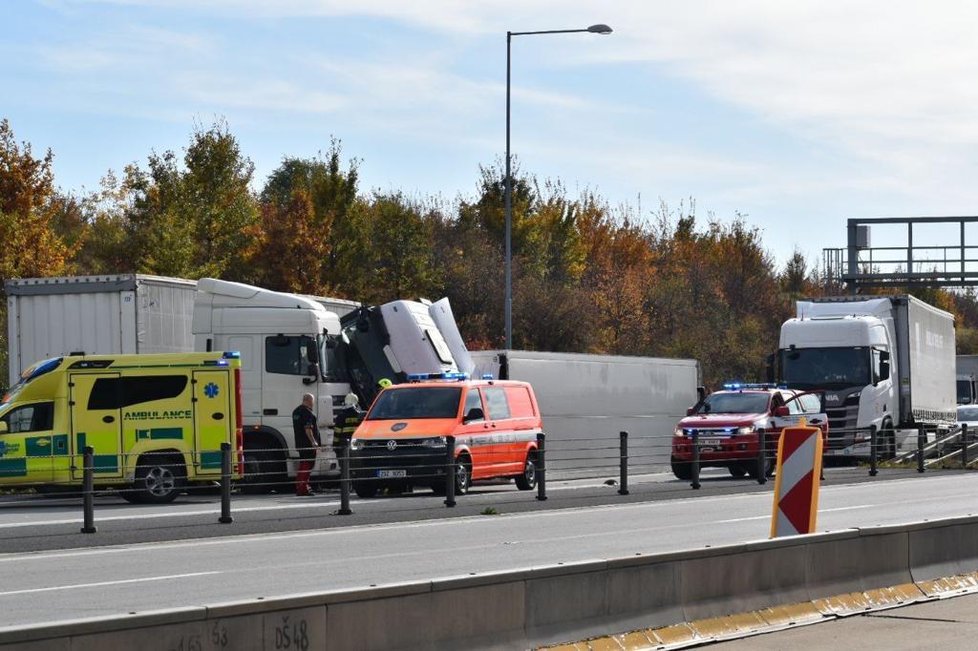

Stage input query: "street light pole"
[{"left": 504, "top": 24, "right": 612, "bottom": 350}]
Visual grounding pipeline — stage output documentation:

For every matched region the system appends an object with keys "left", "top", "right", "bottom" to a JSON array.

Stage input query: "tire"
[
  {"left": 879, "top": 419, "right": 896, "bottom": 460},
  {"left": 453, "top": 455, "right": 471, "bottom": 495},
  {"left": 240, "top": 446, "right": 284, "bottom": 495},
  {"left": 728, "top": 464, "right": 747, "bottom": 478},
  {"left": 747, "top": 458, "right": 773, "bottom": 481},
  {"left": 671, "top": 458, "right": 692, "bottom": 481},
  {"left": 515, "top": 452, "right": 538, "bottom": 491},
  {"left": 354, "top": 482, "right": 378, "bottom": 499},
  {"left": 131, "top": 454, "right": 185, "bottom": 504}
]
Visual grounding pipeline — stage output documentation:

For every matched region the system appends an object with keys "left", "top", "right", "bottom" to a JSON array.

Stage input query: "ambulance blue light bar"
[
  {"left": 406, "top": 371, "right": 470, "bottom": 382},
  {"left": 481, "top": 373, "right": 494, "bottom": 380}
]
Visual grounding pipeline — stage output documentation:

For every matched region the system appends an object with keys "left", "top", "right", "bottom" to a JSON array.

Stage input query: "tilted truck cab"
[{"left": 0, "top": 352, "right": 243, "bottom": 503}]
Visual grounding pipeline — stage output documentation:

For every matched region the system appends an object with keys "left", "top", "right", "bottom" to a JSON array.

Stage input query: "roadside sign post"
[{"left": 770, "top": 423, "right": 823, "bottom": 538}]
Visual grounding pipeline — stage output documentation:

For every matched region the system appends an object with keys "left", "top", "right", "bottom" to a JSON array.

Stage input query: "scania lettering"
[{"left": 0, "top": 352, "right": 243, "bottom": 503}]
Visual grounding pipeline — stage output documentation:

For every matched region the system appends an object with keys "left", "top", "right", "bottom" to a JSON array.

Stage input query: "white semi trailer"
[
  {"left": 776, "top": 295, "right": 956, "bottom": 458},
  {"left": 470, "top": 350, "right": 701, "bottom": 475}
]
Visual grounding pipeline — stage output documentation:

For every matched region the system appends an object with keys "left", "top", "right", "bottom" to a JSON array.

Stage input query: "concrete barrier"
[{"left": 5, "top": 516, "right": 978, "bottom": 650}]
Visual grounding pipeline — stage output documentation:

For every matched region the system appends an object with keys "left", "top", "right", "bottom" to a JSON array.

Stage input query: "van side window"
[
  {"left": 266, "top": 335, "right": 317, "bottom": 376},
  {"left": 1, "top": 402, "right": 54, "bottom": 433},
  {"left": 463, "top": 390, "right": 484, "bottom": 421},
  {"left": 504, "top": 387, "right": 535, "bottom": 418},
  {"left": 483, "top": 387, "right": 511, "bottom": 420},
  {"left": 88, "top": 376, "right": 188, "bottom": 410}
]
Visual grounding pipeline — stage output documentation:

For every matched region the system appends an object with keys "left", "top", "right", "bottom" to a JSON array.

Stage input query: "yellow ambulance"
[{"left": 0, "top": 352, "right": 242, "bottom": 503}]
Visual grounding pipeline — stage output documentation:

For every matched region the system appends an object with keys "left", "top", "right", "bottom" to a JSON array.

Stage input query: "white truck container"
[
  {"left": 5, "top": 275, "right": 197, "bottom": 388},
  {"left": 777, "top": 295, "right": 956, "bottom": 458},
  {"left": 956, "top": 355, "right": 978, "bottom": 405},
  {"left": 470, "top": 350, "right": 701, "bottom": 475}
]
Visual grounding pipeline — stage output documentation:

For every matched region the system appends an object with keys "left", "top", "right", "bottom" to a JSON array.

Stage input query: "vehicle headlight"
[
  {"left": 736, "top": 426, "right": 756, "bottom": 436},
  {"left": 674, "top": 428, "right": 686, "bottom": 437},
  {"left": 421, "top": 436, "right": 447, "bottom": 448},
  {"left": 350, "top": 438, "right": 364, "bottom": 451}
]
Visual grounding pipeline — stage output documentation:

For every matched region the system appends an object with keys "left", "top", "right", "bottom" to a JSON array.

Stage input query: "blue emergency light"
[
  {"left": 722, "top": 381, "right": 788, "bottom": 391},
  {"left": 406, "top": 372, "right": 470, "bottom": 382}
]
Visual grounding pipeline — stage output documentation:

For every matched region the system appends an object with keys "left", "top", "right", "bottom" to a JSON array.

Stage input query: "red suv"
[{"left": 671, "top": 384, "right": 828, "bottom": 480}]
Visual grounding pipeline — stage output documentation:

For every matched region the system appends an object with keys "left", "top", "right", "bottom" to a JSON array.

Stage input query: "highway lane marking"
[
  {"left": 715, "top": 504, "right": 876, "bottom": 524},
  {"left": 0, "top": 571, "right": 221, "bottom": 597},
  {"left": 2, "top": 473, "right": 976, "bottom": 563}
]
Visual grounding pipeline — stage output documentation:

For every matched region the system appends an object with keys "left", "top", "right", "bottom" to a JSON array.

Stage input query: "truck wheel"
[
  {"left": 671, "top": 458, "right": 692, "bottom": 481},
  {"left": 241, "top": 446, "right": 286, "bottom": 494},
  {"left": 131, "top": 454, "right": 185, "bottom": 504},
  {"left": 515, "top": 452, "right": 538, "bottom": 491},
  {"left": 354, "top": 481, "right": 378, "bottom": 499}
]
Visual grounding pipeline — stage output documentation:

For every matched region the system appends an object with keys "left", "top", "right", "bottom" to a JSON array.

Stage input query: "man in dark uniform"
[
  {"left": 292, "top": 392, "right": 321, "bottom": 496},
  {"left": 332, "top": 392, "right": 364, "bottom": 462}
]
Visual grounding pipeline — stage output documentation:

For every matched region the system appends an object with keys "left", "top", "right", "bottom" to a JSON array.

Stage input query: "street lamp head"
[{"left": 587, "top": 24, "right": 613, "bottom": 35}]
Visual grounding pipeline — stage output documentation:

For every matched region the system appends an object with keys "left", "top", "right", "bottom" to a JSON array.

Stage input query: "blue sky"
[{"left": 6, "top": 0, "right": 978, "bottom": 268}]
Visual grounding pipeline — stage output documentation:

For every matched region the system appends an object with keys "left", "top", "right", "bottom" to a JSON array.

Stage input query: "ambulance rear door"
[
  {"left": 193, "top": 369, "right": 232, "bottom": 477},
  {"left": 69, "top": 373, "right": 124, "bottom": 480}
]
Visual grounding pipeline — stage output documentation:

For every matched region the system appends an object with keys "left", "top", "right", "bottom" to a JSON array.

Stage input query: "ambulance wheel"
[
  {"left": 131, "top": 454, "right": 185, "bottom": 504},
  {"left": 515, "top": 452, "right": 537, "bottom": 490}
]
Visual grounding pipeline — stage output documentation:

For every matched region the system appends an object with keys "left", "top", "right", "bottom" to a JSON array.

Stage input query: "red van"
[{"left": 349, "top": 377, "right": 543, "bottom": 497}]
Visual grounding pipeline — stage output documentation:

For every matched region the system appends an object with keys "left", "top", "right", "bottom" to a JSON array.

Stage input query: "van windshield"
[
  {"left": 367, "top": 387, "right": 462, "bottom": 420},
  {"left": 1, "top": 357, "right": 63, "bottom": 408}
]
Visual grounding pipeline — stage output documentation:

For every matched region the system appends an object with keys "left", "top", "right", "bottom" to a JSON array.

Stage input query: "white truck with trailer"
[
  {"left": 774, "top": 295, "right": 956, "bottom": 458},
  {"left": 470, "top": 350, "right": 701, "bottom": 476}
]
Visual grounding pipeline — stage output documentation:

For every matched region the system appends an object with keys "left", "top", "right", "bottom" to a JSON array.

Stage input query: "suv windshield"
[
  {"left": 367, "top": 387, "right": 462, "bottom": 420},
  {"left": 696, "top": 392, "right": 770, "bottom": 415}
]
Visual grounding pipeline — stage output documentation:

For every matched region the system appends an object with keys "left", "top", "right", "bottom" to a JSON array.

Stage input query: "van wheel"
[
  {"left": 453, "top": 455, "right": 471, "bottom": 495},
  {"left": 131, "top": 454, "right": 185, "bottom": 504},
  {"left": 515, "top": 452, "right": 537, "bottom": 490},
  {"left": 354, "top": 482, "right": 378, "bottom": 498}
]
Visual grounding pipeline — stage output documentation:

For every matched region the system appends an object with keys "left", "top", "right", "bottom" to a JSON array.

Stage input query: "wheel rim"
[
  {"left": 524, "top": 460, "right": 536, "bottom": 485},
  {"left": 456, "top": 462, "right": 469, "bottom": 492},
  {"left": 145, "top": 466, "right": 175, "bottom": 497}
]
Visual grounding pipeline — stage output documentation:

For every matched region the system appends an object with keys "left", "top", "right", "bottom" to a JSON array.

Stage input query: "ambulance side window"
[
  {"left": 1, "top": 402, "right": 54, "bottom": 434},
  {"left": 266, "top": 336, "right": 316, "bottom": 376},
  {"left": 88, "top": 377, "right": 188, "bottom": 409}
]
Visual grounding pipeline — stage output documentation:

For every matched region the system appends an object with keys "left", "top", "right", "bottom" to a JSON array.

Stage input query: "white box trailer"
[
  {"left": 470, "top": 350, "right": 701, "bottom": 475},
  {"left": 5, "top": 275, "right": 197, "bottom": 387}
]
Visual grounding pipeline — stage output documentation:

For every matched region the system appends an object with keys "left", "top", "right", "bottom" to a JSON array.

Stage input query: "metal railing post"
[
  {"left": 917, "top": 424, "right": 926, "bottom": 473},
  {"left": 338, "top": 441, "right": 352, "bottom": 515},
  {"left": 869, "top": 425, "right": 878, "bottom": 477},
  {"left": 691, "top": 431, "right": 701, "bottom": 490},
  {"left": 618, "top": 431, "right": 629, "bottom": 496},
  {"left": 219, "top": 442, "right": 233, "bottom": 524},
  {"left": 81, "top": 446, "right": 96, "bottom": 534},
  {"left": 757, "top": 431, "right": 768, "bottom": 485},
  {"left": 963, "top": 423, "right": 970, "bottom": 468},
  {"left": 536, "top": 433, "right": 548, "bottom": 501},
  {"left": 444, "top": 436, "right": 456, "bottom": 508}
]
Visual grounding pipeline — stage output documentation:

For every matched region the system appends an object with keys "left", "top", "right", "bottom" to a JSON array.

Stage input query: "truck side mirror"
[
  {"left": 303, "top": 363, "right": 320, "bottom": 384},
  {"left": 879, "top": 360, "right": 890, "bottom": 381}
]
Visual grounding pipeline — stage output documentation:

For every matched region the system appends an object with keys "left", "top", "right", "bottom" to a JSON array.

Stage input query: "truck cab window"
[
  {"left": 266, "top": 335, "right": 317, "bottom": 376},
  {"left": 2, "top": 402, "right": 54, "bottom": 433}
]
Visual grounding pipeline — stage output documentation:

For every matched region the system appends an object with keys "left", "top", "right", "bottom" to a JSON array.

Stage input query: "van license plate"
[
  {"left": 700, "top": 438, "right": 722, "bottom": 446},
  {"left": 377, "top": 469, "right": 407, "bottom": 478}
]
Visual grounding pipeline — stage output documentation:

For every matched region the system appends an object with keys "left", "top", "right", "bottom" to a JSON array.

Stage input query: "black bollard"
[
  {"left": 81, "top": 446, "right": 96, "bottom": 534},
  {"left": 444, "top": 436, "right": 456, "bottom": 508},
  {"left": 691, "top": 431, "right": 701, "bottom": 490},
  {"left": 869, "top": 425, "right": 878, "bottom": 477},
  {"left": 536, "top": 433, "right": 548, "bottom": 501},
  {"left": 618, "top": 431, "right": 629, "bottom": 496},
  {"left": 219, "top": 442, "right": 233, "bottom": 524}
]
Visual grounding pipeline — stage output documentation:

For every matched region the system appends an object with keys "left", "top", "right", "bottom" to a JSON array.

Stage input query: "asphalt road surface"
[{"left": 0, "top": 470, "right": 977, "bottom": 629}]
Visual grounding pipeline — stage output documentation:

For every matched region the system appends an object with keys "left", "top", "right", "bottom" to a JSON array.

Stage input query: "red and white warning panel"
[{"left": 770, "top": 423, "right": 824, "bottom": 538}]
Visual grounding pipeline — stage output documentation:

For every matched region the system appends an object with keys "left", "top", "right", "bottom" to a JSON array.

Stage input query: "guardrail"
[
  {"left": 3, "top": 515, "right": 978, "bottom": 649},
  {"left": 0, "top": 425, "right": 967, "bottom": 533}
]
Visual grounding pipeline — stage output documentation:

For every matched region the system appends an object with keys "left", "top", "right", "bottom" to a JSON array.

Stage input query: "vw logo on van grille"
[{"left": 387, "top": 440, "right": 398, "bottom": 451}]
